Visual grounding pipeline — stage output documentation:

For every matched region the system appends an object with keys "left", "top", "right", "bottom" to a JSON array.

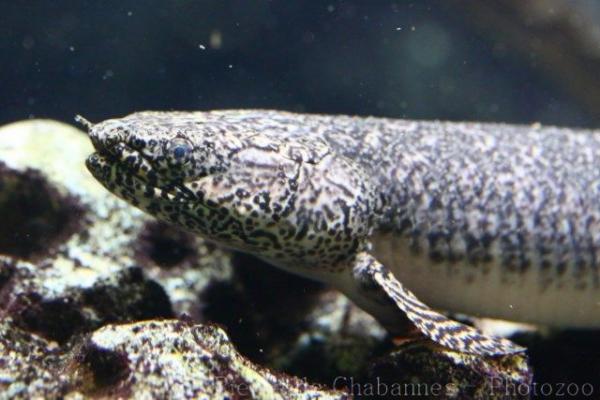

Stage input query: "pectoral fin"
[{"left": 351, "top": 252, "right": 525, "bottom": 356}]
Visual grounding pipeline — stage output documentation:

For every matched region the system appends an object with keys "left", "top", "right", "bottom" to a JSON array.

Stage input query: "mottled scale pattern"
[
  {"left": 84, "top": 110, "right": 600, "bottom": 355},
  {"left": 85, "top": 111, "right": 382, "bottom": 276},
  {"left": 223, "top": 112, "right": 600, "bottom": 282}
]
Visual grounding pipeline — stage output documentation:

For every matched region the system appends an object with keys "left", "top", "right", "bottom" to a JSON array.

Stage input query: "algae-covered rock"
[
  {"left": 0, "top": 256, "right": 172, "bottom": 344},
  {"left": 367, "top": 341, "right": 532, "bottom": 400},
  {"left": 70, "top": 319, "right": 348, "bottom": 399},
  {"left": 0, "top": 318, "right": 70, "bottom": 399}
]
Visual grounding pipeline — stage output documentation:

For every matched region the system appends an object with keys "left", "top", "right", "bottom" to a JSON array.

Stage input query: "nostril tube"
[{"left": 74, "top": 115, "right": 93, "bottom": 130}]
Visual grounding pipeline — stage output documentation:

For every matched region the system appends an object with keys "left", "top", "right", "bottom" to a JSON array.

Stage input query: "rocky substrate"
[{"left": 1, "top": 119, "right": 591, "bottom": 399}]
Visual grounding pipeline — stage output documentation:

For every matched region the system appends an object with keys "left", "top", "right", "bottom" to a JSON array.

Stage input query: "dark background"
[{"left": 2, "top": 1, "right": 600, "bottom": 127}]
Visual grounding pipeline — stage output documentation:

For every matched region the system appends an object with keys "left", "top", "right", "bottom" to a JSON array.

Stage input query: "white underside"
[{"left": 371, "top": 233, "right": 600, "bottom": 328}]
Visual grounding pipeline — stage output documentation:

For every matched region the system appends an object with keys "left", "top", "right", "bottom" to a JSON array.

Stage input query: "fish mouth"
[
  {"left": 86, "top": 146, "right": 195, "bottom": 203},
  {"left": 85, "top": 151, "right": 114, "bottom": 184},
  {"left": 86, "top": 139, "right": 151, "bottom": 185}
]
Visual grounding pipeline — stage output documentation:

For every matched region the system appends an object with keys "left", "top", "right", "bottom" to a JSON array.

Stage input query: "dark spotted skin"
[
  {"left": 84, "top": 110, "right": 600, "bottom": 355},
  {"left": 85, "top": 111, "right": 382, "bottom": 281}
]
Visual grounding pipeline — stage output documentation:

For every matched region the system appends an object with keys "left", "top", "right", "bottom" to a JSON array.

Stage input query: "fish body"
[{"left": 83, "top": 110, "right": 600, "bottom": 354}]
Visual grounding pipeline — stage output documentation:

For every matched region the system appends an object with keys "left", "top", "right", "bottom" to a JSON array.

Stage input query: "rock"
[
  {"left": 70, "top": 319, "right": 348, "bottom": 399},
  {"left": 0, "top": 256, "right": 172, "bottom": 344},
  {"left": 0, "top": 318, "right": 70, "bottom": 399},
  {"left": 0, "top": 316, "right": 348, "bottom": 399},
  {"left": 365, "top": 341, "right": 532, "bottom": 400}
]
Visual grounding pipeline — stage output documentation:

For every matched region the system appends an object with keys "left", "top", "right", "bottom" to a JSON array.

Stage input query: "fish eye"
[{"left": 165, "top": 138, "right": 194, "bottom": 165}]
